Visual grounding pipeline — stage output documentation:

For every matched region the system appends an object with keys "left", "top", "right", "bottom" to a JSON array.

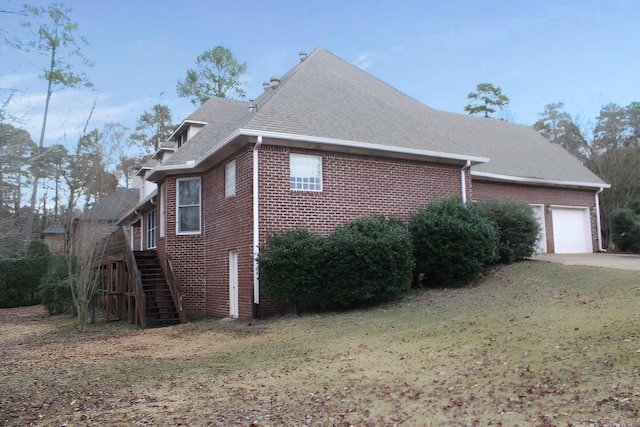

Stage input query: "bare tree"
[
  {"left": 20, "top": 3, "right": 92, "bottom": 248},
  {"left": 129, "top": 104, "right": 174, "bottom": 156},
  {"left": 67, "top": 208, "right": 110, "bottom": 331}
]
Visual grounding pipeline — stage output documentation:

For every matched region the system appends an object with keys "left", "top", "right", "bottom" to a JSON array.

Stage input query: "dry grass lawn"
[{"left": 1, "top": 261, "right": 639, "bottom": 426}]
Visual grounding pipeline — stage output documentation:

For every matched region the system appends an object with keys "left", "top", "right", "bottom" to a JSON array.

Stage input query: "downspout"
[
  {"left": 252, "top": 136, "right": 263, "bottom": 318},
  {"left": 595, "top": 187, "right": 606, "bottom": 252},
  {"left": 460, "top": 160, "right": 471, "bottom": 205}
]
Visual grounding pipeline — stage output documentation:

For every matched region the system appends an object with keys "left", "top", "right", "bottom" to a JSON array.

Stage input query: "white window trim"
[
  {"left": 176, "top": 129, "right": 188, "bottom": 148},
  {"left": 176, "top": 177, "right": 202, "bottom": 235},
  {"left": 225, "top": 160, "right": 236, "bottom": 197},
  {"left": 290, "top": 153, "right": 323, "bottom": 192},
  {"left": 146, "top": 209, "right": 157, "bottom": 249}
]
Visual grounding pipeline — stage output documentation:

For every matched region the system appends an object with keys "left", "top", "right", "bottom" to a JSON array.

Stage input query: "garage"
[
  {"left": 550, "top": 206, "right": 592, "bottom": 253},
  {"left": 530, "top": 204, "right": 547, "bottom": 253}
]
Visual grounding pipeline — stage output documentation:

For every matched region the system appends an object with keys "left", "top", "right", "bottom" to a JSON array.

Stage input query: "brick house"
[{"left": 108, "top": 48, "right": 608, "bottom": 323}]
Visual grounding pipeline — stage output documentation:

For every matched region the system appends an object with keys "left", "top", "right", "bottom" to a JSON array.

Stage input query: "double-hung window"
[
  {"left": 225, "top": 160, "right": 236, "bottom": 197},
  {"left": 290, "top": 153, "right": 322, "bottom": 191},
  {"left": 176, "top": 130, "right": 188, "bottom": 148},
  {"left": 177, "top": 177, "right": 201, "bottom": 234},
  {"left": 146, "top": 209, "right": 157, "bottom": 249}
]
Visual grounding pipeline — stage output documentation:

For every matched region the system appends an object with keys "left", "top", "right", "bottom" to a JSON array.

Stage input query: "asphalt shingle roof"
[
  {"left": 150, "top": 48, "right": 606, "bottom": 187},
  {"left": 84, "top": 188, "right": 139, "bottom": 221}
]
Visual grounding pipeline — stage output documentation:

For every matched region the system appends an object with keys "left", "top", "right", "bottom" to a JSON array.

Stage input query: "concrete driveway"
[{"left": 531, "top": 253, "right": 640, "bottom": 271}]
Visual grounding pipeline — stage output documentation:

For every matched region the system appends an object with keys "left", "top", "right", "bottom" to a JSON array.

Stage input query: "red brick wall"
[
  {"left": 258, "top": 145, "right": 463, "bottom": 237},
  {"left": 202, "top": 146, "right": 254, "bottom": 319},
  {"left": 43, "top": 234, "right": 65, "bottom": 255},
  {"left": 160, "top": 176, "right": 207, "bottom": 319},
  {"left": 471, "top": 179, "right": 598, "bottom": 253}
]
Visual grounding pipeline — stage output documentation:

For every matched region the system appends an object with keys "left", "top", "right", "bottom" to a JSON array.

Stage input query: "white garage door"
[{"left": 551, "top": 206, "right": 592, "bottom": 253}]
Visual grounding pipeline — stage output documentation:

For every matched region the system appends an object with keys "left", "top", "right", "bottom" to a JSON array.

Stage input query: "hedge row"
[
  {"left": 259, "top": 196, "right": 541, "bottom": 313},
  {"left": 611, "top": 208, "right": 640, "bottom": 253}
]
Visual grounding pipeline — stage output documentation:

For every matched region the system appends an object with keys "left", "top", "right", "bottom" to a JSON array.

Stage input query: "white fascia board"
[
  {"left": 238, "top": 129, "right": 490, "bottom": 164},
  {"left": 168, "top": 120, "right": 209, "bottom": 141},
  {"left": 146, "top": 130, "right": 242, "bottom": 181},
  {"left": 147, "top": 129, "right": 490, "bottom": 181},
  {"left": 471, "top": 170, "right": 611, "bottom": 190},
  {"left": 151, "top": 146, "right": 176, "bottom": 160}
]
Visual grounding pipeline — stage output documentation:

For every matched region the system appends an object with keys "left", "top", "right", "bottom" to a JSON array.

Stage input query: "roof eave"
[
  {"left": 146, "top": 129, "right": 489, "bottom": 182},
  {"left": 115, "top": 190, "right": 158, "bottom": 226},
  {"left": 168, "top": 120, "right": 209, "bottom": 141},
  {"left": 239, "top": 129, "right": 489, "bottom": 165},
  {"left": 471, "top": 170, "right": 611, "bottom": 190}
]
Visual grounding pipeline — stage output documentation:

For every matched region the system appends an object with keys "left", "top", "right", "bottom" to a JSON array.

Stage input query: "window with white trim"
[
  {"left": 290, "top": 153, "right": 322, "bottom": 191},
  {"left": 160, "top": 183, "right": 166, "bottom": 237},
  {"left": 225, "top": 160, "right": 236, "bottom": 197},
  {"left": 177, "top": 177, "right": 201, "bottom": 234},
  {"left": 176, "top": 129, "right": 188, "bottom": 148},
  {"left": 146, "top": 209, "right": 157, "bottom": 249}
]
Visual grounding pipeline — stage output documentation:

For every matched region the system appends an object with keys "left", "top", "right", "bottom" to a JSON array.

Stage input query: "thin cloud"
[
  {"left": 6, "top": 89, "right": 153, "bottom": 146},
  {"left": 354, "top": 52, "right": 375, "bottom": 69}
]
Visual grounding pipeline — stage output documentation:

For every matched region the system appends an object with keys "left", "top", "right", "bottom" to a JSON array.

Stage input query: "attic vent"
[
  {"left": 270, "top": 77, "right": 281, "bottom": 88},
  {"left": 299, "top": 51, "right": 307, "bottom": 61},
  {"left": 248, "top": 101, "right": 257, "bottom": 113},
  {"left": 262, "top": 82, "right": 270, "bottom": 91}
]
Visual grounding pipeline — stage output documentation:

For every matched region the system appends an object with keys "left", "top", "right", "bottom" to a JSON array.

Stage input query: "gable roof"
[
  {"left": 146, "top": 48, "right": 607, "bottom": 189},
  {"left": 83, "top": 188, "right": 139, "bottom": 221}
]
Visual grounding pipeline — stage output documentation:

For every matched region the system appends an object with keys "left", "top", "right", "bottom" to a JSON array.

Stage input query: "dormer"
[{"left": 169, "top": 120, "right": 207, "bottom": 150}]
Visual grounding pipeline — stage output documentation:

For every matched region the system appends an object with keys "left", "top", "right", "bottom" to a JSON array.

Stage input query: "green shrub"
[
  {"left": 472, "top": 199, "right": 541, "bottom": 264},
  {"left": 259, "top": 216, "right": 415, "bottom": 313},
  {"left": 40, "top": 254, "right": 75, "bottom": 315},
  {"left": 409, "top": 196, "right": 499, "bottom": 286},
  {"left": 258, "top": 228, "right": 324, "bottom": 312},
  {"left": 321, "top": 216, "right": 414, "bottom": 309},
  {"left": 611, "top": 209, "right": 640, "bottom": 253},
  {"left": 40, "top": 279, "right": 75, "bottom": 315},
  {"left": 0, "top": 241, "right": 51, "bottom": 308}
]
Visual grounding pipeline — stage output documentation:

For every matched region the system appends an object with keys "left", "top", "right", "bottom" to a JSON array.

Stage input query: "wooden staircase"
[{"left": 134, "top": 251, "right": 180, "bottom": 328}]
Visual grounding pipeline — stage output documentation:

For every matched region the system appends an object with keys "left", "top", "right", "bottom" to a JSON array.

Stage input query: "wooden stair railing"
[
  {"left": 120, "top": 229, "right": 146, "bottom": 328},
  {"left": 165, "top": 256, "right": 185, "bottom": 324}
]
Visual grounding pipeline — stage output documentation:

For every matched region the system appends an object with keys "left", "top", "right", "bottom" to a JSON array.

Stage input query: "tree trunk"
[{"left": 23, "top": 45, "right": 56, "bottom": 249}]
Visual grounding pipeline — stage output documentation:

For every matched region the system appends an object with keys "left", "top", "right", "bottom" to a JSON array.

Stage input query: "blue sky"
[{"left": 1, "top": 0, "right": 638, "bottom": 149}]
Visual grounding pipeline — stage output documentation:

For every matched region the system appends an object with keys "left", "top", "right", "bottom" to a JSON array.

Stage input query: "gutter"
[
  {"left": 471, "top": 170, "right": 611, "bottom": 190},
  {"left": 460, "top": 160, "right": 471, "bottom": 205},
  {"left": 595, "top": 187, "right": 606, "bottom": 252},
  {"left": 146, "top": 129, "right": 489, "bottom": 182},
  {"left": 252, "top": 135, "right": 263, "bottom": 318}
]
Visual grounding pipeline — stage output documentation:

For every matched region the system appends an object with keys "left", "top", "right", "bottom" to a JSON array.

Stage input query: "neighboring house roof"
[
  {"left": 83, "top": 188, "right": 139, "bottom": 221},
  {"left": 42, "top": 226, "right": 66, "bottom": 235},
  {"left": 144, "top": 48, "right": 607, "bottom": 189},
  {"left": 115, "top": 189, "right": 158, "bottom": 226}
]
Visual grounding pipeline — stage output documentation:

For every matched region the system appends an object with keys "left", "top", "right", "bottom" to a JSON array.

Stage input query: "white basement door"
[{"left": 551, "top": 206, "right": 592, "bottom": 253}]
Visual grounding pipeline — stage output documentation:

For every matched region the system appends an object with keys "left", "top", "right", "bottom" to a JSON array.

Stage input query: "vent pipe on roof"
[
  {"left": 270, "top": 77, "right": 281, "bottom": 88},
  {"left": 299, "top": 51, "right": 307, "bottom": 61},
  {"left": 262, "top": 81, "right": 270, "bottom": 91}
]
